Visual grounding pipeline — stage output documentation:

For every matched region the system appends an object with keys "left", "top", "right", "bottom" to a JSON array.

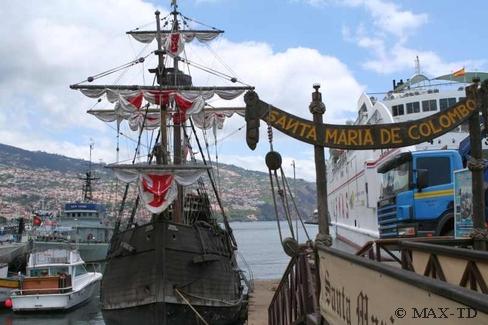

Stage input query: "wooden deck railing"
[
  {"left": 268, "top": 247, "right": 320, "bottom": 325},
  {"left": 355, "top": 237, "right": 488, "bottom": 294}
]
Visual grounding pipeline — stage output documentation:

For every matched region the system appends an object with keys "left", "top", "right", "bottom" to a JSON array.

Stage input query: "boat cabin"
[{"left": 18, "top": 249, "right": 87, "bottom": 295}]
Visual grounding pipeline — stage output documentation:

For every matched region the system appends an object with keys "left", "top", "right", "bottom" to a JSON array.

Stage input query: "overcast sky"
[{"left": 1, "top": 0, "right": 487, "bottom": 181}]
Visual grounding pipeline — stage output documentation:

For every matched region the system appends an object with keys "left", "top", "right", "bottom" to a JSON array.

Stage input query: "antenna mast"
[
  {"left": 80, "top": 140, "right": 99, "bottom": 202},
  {"left": 415, "top": 56, "right": 421, "bottom": 75}
]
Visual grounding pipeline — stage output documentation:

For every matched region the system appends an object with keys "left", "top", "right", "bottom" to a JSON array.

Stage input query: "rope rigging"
[
  {"left": 113, "top": 102, "right": 158, "bottom": 233},
  {"left": 176, "top": 56, "right": 251, "bottom": 87},
  {"left": 189, "top": 117, "right": 237, "bottom": 248},
  {"left": 73, "top": 52, "right": 153, "bottom": 85},
  {"left": 265, "top": 119, "right": 311, "bottom": 256}
]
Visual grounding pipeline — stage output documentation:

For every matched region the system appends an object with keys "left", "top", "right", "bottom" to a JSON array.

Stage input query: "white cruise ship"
[{"left": 327, "top": 62, "right": 488, "bottom": 249}]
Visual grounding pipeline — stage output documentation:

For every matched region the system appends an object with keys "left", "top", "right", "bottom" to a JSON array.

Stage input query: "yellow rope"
[{"left": 174, "top": 288, "right": 209, "bottom": 325}]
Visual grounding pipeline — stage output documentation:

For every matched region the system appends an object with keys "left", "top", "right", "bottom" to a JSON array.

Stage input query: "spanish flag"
[{"left": 453, "top": 67, "right": 465, "bottom": 77}]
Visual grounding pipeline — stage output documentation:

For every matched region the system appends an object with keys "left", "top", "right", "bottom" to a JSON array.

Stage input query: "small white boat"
[
  {"left": 10, "top": 249, "right": 102, "bottom": 311},
  {"left": 0, "top": 263, "right": 21, "bottom": 304}
]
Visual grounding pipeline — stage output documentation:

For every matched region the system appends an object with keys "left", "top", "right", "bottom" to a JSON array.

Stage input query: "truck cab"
[{"left": 377, "top": 150, "right": 464, "bottom": 238}]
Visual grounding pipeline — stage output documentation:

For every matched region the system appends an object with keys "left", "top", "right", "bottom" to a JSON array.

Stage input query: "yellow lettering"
[
  {"left": 439, "top": 115, "right": 452, "bottom": 128},
  {"left": 269, "top": 111, "right": 279, "bottom": 123},
  {"left": 419, "top": 123, "right": 431, "bottom": 137},
  {"left": 457, "top": 104, "right": 470, "bottom": 118},
  {"left": 276, "top": 115, "right": 287, "bottom": 129},
  {"left": 285, "top": 119, "right": 299, "bottom": 133},
  {"left": 299, "top": 123, "right": 310, "bottom": 137},
  {"left": 325, "top": 129, "right": 338, "bottom": 144},
  {"left": 363, "top": 129, "right": 373, "bottom": 145},
  {"left": 391, "top": 127, "right": 401, "bottom": 144},
  {"left": 380, "top": 129, "right": 391, "bottom": 144},
  {"left": 428, "top": 120, "right": 442, "bottom": 134},
  {"left": 337, "top": 130, "right": 347, "bottom": 144},
  {"left": 408, "top": 125, "right": 420, "bottom": 140},
  {"left": 306, "top": 126, "right": 317, "bottom": 141},
  {"left": 348, "top": 129, "right": 358, "bottom": 145},
  {"left": 447, "top": 109, "right": 461, "bottom": 124},
  {"left": 466, "top": 99, "right": 476, "bottom": 111}
]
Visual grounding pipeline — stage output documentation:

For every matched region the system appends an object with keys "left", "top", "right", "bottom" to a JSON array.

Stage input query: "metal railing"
[
  {"left": 12, "top": 285, "right": 73, "bottom": 295},
  {"left": 268, "top": 247, "right": 320, "bottom": 325}
]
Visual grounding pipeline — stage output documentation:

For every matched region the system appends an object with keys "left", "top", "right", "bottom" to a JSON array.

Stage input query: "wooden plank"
[
  {"left": 318, "top": 244, "right": 488, "bottom": 325},
  {"left": 0, "top": 278, "right": 19, "bottom": 289},
  {"left": 21, "top": 276, "right": 60, "bottom": 295},
  {"left": 245, "top": 85, "right": 478, "bottom": 150}
]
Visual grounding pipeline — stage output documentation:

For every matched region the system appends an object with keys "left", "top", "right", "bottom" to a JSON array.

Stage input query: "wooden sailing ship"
[{"left": 70, "top": 1, "right": 251, "bottom": 324}]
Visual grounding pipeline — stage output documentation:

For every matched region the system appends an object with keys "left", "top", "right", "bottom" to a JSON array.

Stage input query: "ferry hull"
[{"left": 333, "top": 222, "right": 379, "bottom": 249}]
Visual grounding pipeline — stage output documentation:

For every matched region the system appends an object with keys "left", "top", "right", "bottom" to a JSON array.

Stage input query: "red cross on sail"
[
  {"left": 141, "top": 174, "right": 176, "bottom": 212},
  {"left": 128, "top": 93, "right": 143, "bottom": 109},
  {"left": 165, "top": 33, "right": 183, "bottom": 57}
]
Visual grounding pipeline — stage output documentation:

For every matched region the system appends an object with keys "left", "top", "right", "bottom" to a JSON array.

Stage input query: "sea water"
[{"left": 0, "top": 221, "right": 349, "bottom": 324}]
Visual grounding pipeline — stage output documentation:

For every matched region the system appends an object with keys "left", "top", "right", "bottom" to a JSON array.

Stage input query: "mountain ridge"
[{"left": 0, "top": 142, "right": 316, "bottom": 221}]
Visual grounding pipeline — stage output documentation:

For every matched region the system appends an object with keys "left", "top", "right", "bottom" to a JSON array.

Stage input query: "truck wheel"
[
  {"left": 443, "top": 229, "right": 454, "bottom": 236},
  {"left": 437, "top": 212, "right": 454, "bottom": 236}
]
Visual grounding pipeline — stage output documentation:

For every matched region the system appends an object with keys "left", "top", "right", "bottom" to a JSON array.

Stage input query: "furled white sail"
[
  {"left": 80, "top": 88, "right": 245, "bottom": 131},
  {"left": 128, "top": 31, "right": 221, "bottom": 57}
]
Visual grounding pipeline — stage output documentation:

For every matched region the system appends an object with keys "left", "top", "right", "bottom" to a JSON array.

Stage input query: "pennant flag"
[
  {"left": 33, "top": 215, "right": 42, "bottom": 226},
  {"left": 453, "top": 67, "right": 465, "bottom": 77}
]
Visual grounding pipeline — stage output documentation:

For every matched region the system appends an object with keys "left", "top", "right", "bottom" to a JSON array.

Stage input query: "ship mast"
[
  {"left": 154, "top": 10, "right": 169, "bottom": 165},
  {"left": 171, "top": 0, "right": 183, "bottom": 223},
  {"left": 70, "top": 1, "right": 252, "bottom": 234},
  {"left": 80, "top": 141, "right": 99, "bottom": 202}
]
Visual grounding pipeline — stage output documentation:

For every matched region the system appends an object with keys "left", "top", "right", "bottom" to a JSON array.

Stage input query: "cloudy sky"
[{"left": 1, "top": 0, "right": 487, "bottom": 181}]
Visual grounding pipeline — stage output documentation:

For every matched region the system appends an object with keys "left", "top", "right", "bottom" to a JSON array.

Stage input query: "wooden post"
[
  {"left": 470, "top": 80, "right": 488, "bottom": 251},
  {"left": 309, "top": 84, "right": 331, "bottom": 246}
]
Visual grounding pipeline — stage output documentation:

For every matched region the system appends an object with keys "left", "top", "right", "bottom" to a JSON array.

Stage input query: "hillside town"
[{"left": 0, "top": 145, "right": 315, "bottom": 222}]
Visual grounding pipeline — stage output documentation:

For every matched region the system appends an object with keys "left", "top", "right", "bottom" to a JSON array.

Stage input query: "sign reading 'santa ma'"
[{"left": 245, "top": 85, "right": 478, "bottom": 150}]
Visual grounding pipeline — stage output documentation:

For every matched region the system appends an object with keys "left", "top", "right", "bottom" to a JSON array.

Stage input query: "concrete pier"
[{"left": 247, "top": 279, "right": 280, "bottom": 325}]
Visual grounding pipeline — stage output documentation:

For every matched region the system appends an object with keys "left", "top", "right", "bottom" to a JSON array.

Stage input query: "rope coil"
[
  {"left": 471, "top": 228, "right": 488, "bottom": 241},
  {"left": 467, "top": 158, "right": 485, "bottom": 171}
]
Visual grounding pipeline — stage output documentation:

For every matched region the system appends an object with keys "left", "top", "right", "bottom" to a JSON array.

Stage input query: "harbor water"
[{"left": 0, "top": 221, "right": 349, "bottom": 324}]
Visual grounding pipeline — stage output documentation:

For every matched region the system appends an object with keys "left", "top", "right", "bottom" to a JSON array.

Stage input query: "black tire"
[
  {"left": 437, "top": 212, "right": 454, "bottom": 236},
  {"left": 443, "top": 229, "right": 454, "bottom": 236}
]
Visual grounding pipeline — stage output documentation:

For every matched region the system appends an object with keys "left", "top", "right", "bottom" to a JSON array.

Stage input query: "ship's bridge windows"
[
  {"left": 392, "top": 104, "right": 404, "bottom": 116},
  {"left": 439, "top": 98, "right": 457, "bottom": 111},
  {"left": 406, "top": 102, "right": 420, "bottom": 114},
  {"left": 422, "top": 100, "right": 437, "bottom": 112}
]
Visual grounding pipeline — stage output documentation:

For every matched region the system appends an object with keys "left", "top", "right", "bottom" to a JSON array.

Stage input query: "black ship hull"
[
  {"left": 102, "top": 300, "right": 246, "bottom": 325},
  {"left": 101, "top": 219, "right": 248, "bottom": 324}
]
